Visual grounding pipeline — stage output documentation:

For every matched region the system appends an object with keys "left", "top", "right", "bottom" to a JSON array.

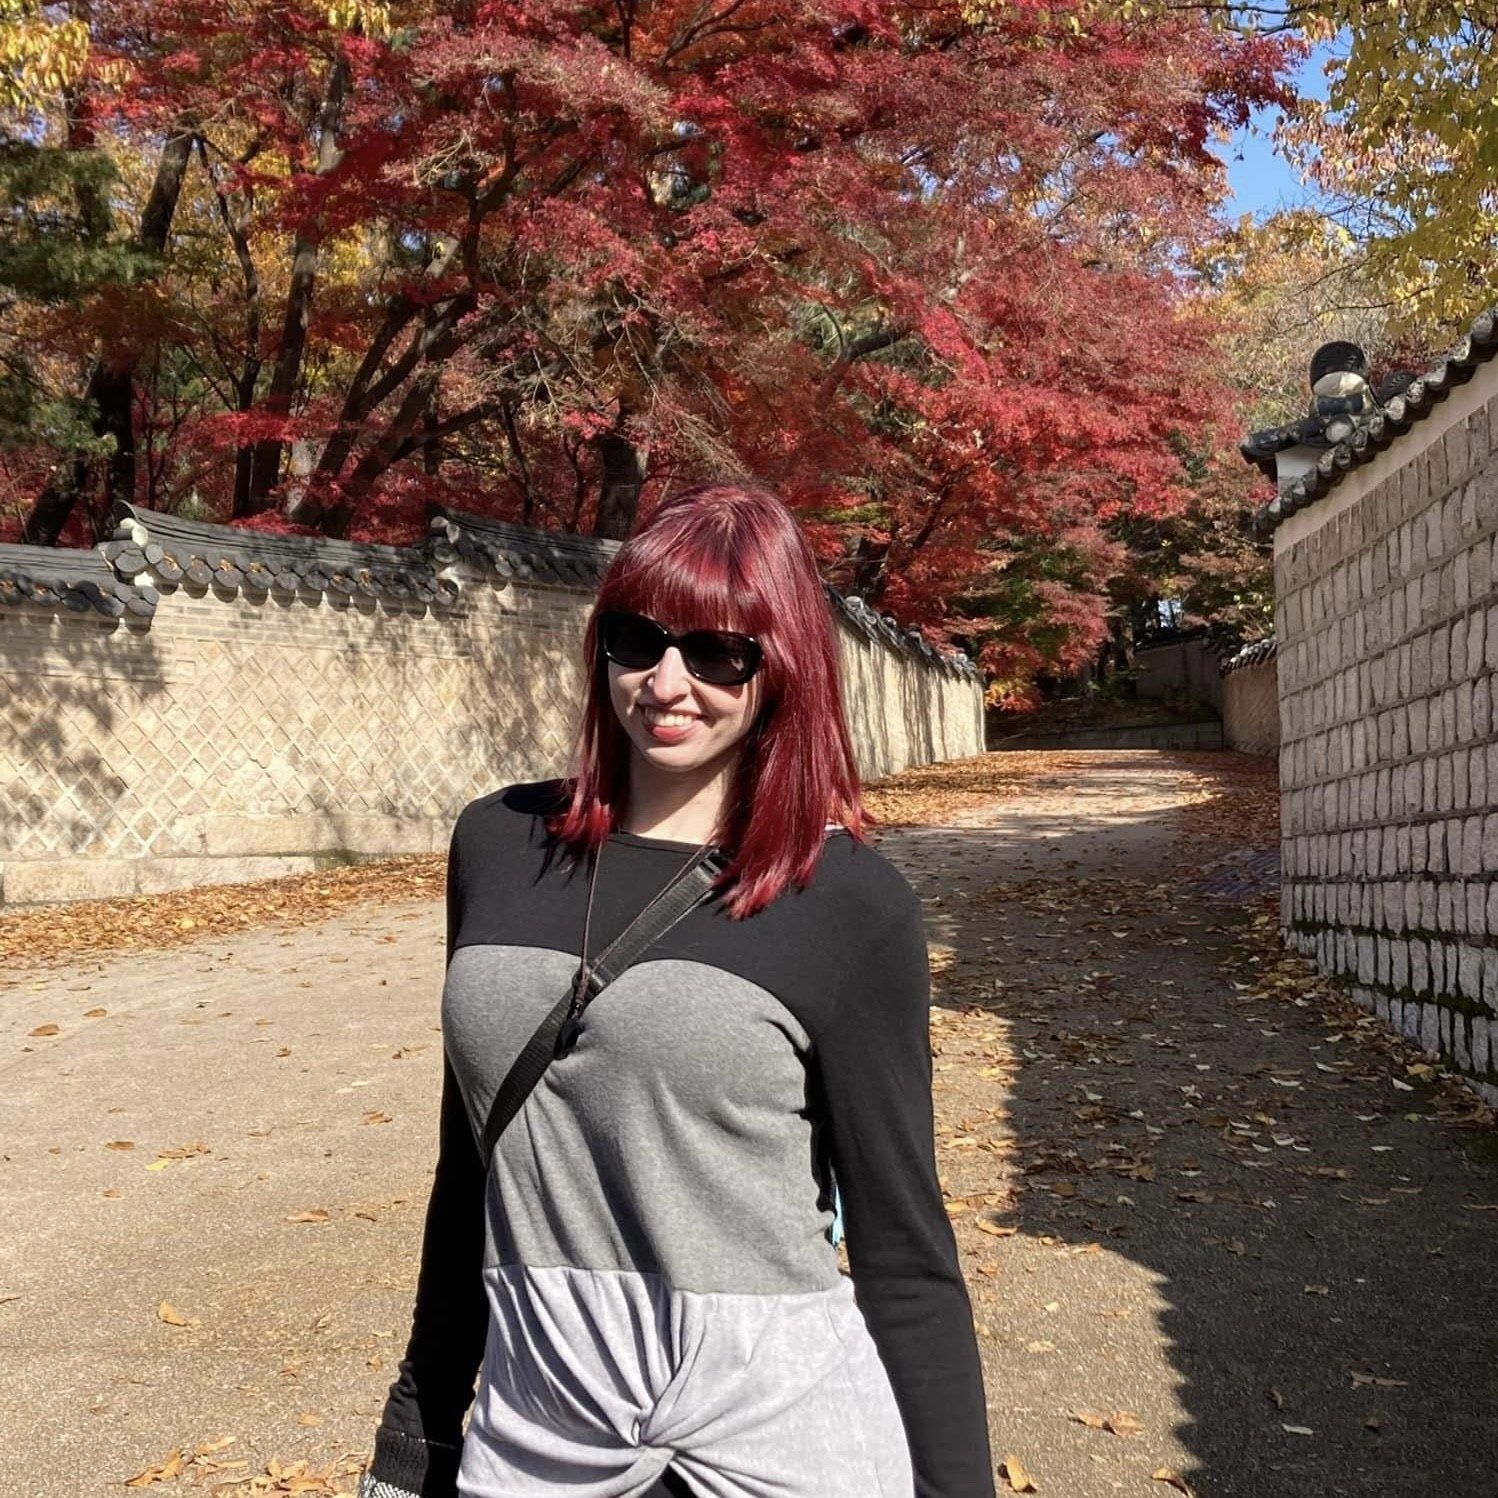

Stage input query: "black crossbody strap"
[{"left": 476, "top": 851, "right": 723, "bottom": 1164}]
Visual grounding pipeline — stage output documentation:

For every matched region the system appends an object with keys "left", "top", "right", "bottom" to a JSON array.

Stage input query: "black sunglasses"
[{"left": 596, "top": 610, "right": 762, "bottom": 686}]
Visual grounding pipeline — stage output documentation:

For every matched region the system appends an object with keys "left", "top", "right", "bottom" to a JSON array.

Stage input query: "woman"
[{"left": 360, "top": 482, "right": 993, "bottom": 1498}]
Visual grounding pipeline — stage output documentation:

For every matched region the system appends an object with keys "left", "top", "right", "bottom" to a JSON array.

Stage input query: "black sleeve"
[
  {"left": 363, "top": 819, "right": 490, "bottom": 1497},
  {"left": 818, "top": 878, "right": 995, "bottom": 1498}
]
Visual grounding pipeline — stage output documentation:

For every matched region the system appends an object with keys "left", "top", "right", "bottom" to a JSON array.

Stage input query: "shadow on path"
[{"left": 880, "top": 753, "right": 1497, "bottom": 1498}]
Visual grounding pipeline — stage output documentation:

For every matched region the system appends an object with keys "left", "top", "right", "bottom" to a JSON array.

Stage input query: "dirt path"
[{"left": 1, "top": 750, "right": 1493, "bottom": 1498}]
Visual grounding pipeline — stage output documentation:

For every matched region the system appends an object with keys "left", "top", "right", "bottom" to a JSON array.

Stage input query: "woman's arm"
[
  {"left": 818, "top": 875, "right": 995, "bottom": 1498},
  {"left": 360, "top": 823, "right": 489, "bottom": 1498}
]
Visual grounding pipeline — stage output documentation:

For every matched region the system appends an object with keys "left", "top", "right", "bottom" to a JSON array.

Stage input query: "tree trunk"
[
  {"left": 19, "top": 121, "right": 195, "bottom": 544},
  {"left": 592, "top": 431, "right": 645, "bottom": 539},
  {"left": 244, "top": 57, "right": 350, "bottom": 513}
]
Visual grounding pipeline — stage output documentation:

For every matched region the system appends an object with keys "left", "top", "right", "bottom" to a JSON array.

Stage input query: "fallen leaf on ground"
[
  {"left": 124, "top": 1449, "right": 184, "bottom": 1487},
  {"left": 156, "top": 1301, "right": 198, "bottom": 1329},
  {"left": 975, "top": 1215, "right": 1017, "bottom": 1238},
  {"left": 1152, "top": 1469, "right": 1197, "bottom": 1495},
  {"left": 1000, "top": 1454, "right": 1037, "bottom": 1492},
  {"left": 27, "top": 1023, "right": 59, "bottom": 1037},
  {"left": 286, "top": 1209, "right": 330, "bottom": 1224}
]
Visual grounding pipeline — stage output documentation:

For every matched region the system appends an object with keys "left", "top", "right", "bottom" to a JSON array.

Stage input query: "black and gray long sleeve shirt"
[{"left": 364, "top": 782, "right": 994, "bottom": 1498}]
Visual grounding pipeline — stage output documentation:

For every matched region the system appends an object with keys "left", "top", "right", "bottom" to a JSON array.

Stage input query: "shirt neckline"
[{"left": 607, "top": 829, "right": 715, "bottom": 853}]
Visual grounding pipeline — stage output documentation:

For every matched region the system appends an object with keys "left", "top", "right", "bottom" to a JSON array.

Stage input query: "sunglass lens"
[
  {"left": 600, "top": 613, "right": 666, "bottom": 669},
  {"left": 686, "top": 632, "right": 760, "bottom": 685}
]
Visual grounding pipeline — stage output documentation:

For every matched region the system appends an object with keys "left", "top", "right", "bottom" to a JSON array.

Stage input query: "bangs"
[{"left": 600, "top": 518, "right": 771, "bottom": 640}]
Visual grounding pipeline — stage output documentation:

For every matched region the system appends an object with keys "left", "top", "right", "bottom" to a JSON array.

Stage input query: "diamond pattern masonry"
[{"left": 0, "top": 506, "right": 983, "bottom": 906}]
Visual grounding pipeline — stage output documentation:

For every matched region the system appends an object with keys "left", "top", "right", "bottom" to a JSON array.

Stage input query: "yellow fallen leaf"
[
  {"left": 975, "top": 1215, "right": 1017, "bottom": 1237},
  {"left": 286, "top": 1209, "right": 330, "bottom": 1224},
  {"left": 1001, "top": 1453, "right": 1037, "bottom": 1492},
  {"left": 145, "top": 1158, "right": 171, "bottom": 1172},
  {"left": 296, "top": 1411, "right": 323, "bottom": 1426},
  {"left": 156, "top": 1301, "right": 192, "bottom": 1327},
  {"left": 83, "top": 1007, "right": 107, "bottom": 1018},
  {"left": 28, "top": 1023, "right": 59, "bottom": 1037},
  {"left": 105, "top": 1140, "right": 136, "bottom": 1151},
  {"left": 124, "top": 1448, "right": 184, "bottom": 1487},
  {"left": 1152, "top": 1470, "right": 1197, "bottom": 1496},
  {"left": 361, "top": 1110, "right": 393, "bottom": 1125}
]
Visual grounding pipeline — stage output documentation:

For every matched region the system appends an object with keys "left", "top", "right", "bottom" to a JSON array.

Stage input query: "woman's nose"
[{"left": 649, "top": 645, "right": 692, "bottom": 698}]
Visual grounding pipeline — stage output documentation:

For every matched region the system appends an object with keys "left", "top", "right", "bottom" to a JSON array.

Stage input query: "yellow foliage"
[
  {"left": 1276, "top": 3, "right": 1498, "bottom": 334},
  {"left": 323, "top": 0, "right": 393, "bottom": 36},
  {"left": 0, "top": 2, "right": 89, "bottom": 110}
]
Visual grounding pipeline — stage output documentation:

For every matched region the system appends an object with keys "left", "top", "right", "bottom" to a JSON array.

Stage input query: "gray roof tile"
[
  {"left": 1247, "top": 307, "right": 1498, "bottom": 536},
  {"left": 1220, "top": 636, "right": 1278, "bottom": 676},
  {"left": 0, "top": 541, "right": 155, "bottom": 619},
  {"left": 106, "top": 502, "right": 455, "bottom": 606}
]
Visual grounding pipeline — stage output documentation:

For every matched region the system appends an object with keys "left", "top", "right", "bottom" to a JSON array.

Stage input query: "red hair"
[{"left": 553, "top": 481, "right": 867, "bottom": 917}]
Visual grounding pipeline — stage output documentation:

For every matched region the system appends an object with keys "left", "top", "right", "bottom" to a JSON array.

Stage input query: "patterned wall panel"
[{"left": 0, "top": 505, "right": 983, "bottom": 905}]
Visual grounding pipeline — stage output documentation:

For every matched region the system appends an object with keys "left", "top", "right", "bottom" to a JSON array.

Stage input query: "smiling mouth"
[{"left": 641, "top": 707, "right": 700, "bottom": 729}]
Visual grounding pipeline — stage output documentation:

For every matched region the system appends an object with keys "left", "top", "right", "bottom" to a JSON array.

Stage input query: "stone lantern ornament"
[{"left": 1240, "top": 341, "right": 1415, "bottom": 498}]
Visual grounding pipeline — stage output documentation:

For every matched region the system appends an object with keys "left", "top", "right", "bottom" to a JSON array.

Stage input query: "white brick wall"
[
  {"left": 0, "top": 568, "right": 983, "bottom": 905},
  {"left": 1273, "top": 361, "right": 1498, "bottom": 1100}
]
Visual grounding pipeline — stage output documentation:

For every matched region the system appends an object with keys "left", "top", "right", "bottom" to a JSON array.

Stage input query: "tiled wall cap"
[
  {"left": 0, "top": 541, "right": 157, "bottom": 618},
  {"left": 426, "top": 506, "right": 621, "bottom": 588},
  {"left": 1247, "top": 306, "right": 1498, "bottom": 537},
  {"left": 104, "top": 502, "right": 457, "bottom": 607},
  {"left": 1219, "top": 636, "right": 1279, "bottom": 677}
]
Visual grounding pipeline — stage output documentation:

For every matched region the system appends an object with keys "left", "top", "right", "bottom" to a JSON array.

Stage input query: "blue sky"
[{"left": 1221, "top": 42, "right": 1338, "bottom": 220}]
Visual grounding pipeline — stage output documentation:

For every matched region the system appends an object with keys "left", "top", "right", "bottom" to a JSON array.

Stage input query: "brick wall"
[
  {"left": 1221, "top": 653, "right": 1280, "bottom": 756},
  {"left": 1133, "top": 635, "right": 1225, "bottom": 709},
  {"left": 1272, "top": 358, "right": 1498, "bottom": 1100},
  {"left": 0, "top": 520, "right": 982, "bottom": 907}
]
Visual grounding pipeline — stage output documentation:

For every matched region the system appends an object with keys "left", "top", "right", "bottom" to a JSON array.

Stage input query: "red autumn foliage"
[{"left": 5, "top": 1, "right": 1294, "bottom": 680}]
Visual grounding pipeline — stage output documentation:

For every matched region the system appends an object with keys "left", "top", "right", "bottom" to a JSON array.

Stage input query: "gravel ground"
[{"left": 1, "top": 750, "right": 1492, "bottom": 1498}]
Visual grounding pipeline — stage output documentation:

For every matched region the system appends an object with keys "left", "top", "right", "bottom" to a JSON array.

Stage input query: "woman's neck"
[{"left": 622, "top": 756, "right": 737, "bottom": 844}]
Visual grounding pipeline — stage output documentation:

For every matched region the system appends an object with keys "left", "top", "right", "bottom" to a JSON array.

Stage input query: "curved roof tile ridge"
[
  {"left": 0, "top": 539, "right": 157, "bottom": 619},
  {"left": 426, "top": 504, "right": 620, "bottom": 587},
  {"left": 1250, "top": 306, "right": 1498, "bottom": 537},
  {"left": 822, "top": 581, "right": 979, "bottom": 679},
  {"left": 105, "top": 501, "right": 455, "bottom": 606},
  {"left": 1219, "top": 636, "right": 1279, "bottom": 676}
]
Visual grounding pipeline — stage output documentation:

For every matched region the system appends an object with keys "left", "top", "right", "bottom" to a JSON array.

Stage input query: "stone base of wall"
[
  {"left": 1284, "top": 924, "right": 1498, "bottom": 1104},
  {"left": 993, "top": 720, "right": 1224, "bottom": 751},
  {"left": 1, "top": 841, "right": 436, "bottom": 907}
]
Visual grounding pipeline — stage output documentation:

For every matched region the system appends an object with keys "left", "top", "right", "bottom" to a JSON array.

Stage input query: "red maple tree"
[{"left": 8, "top": 1, "right": 1293, "bottom": 678}]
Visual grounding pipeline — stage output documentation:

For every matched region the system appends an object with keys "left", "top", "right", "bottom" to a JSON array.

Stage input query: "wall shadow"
[{"left": 880, "top": 798, "right": 1498, "bottom": 1498}]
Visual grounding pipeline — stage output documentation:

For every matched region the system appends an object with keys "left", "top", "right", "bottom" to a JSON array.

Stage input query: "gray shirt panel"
[{"left": 443, "top": 944, "right": 843, "bottom": 1297}]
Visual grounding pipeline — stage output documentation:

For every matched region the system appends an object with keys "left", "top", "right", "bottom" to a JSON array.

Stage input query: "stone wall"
[
  {"left": 0, "top": 505, "right": 983, "bottom": 907},
  {"left": 1271, "top": 352, "right": 1498, "bottom": 1101},
  {"left": 1220, "top": 643, "right": 1280, "bottom": 756},
  {"left": 1133, "top": 634, "right": 1226, "bottom": 709}
]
